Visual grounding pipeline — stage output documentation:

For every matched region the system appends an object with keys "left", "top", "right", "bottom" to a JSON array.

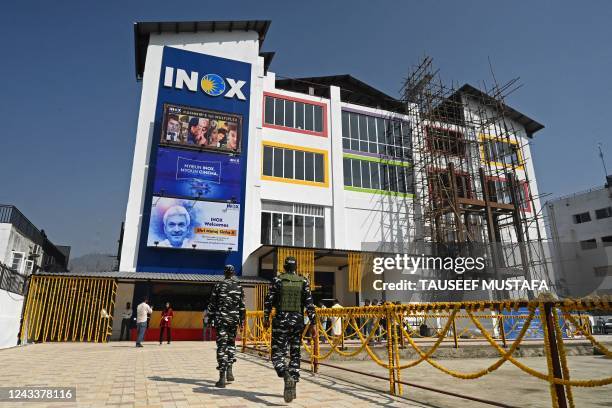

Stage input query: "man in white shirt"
[
  {"left": 119, "top": 302, "right": 132, "bottom": 341},
  {"left": 135, "top": 298, "right": 153, "bottom": 347}
]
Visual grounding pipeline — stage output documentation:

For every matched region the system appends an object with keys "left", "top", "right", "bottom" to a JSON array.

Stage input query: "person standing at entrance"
[
  {"left": 119, "top": 302, "right": 132, "bottom": 341},
  {"left": 263, "top": 256, "right": 316, "bottom": 403},
  {"left": 208, "top": 265, "right": 245, "bottom": 388},
  {"left": 135, "top": 298, "right": 152, "bottom": 347},
  {"left": 159, "top": 302, "right": 174, "bottom": 344}
]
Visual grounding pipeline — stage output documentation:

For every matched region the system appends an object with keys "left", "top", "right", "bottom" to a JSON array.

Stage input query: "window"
[
  {"left": 595, "top": 207, "right": 612, "bottom": 220},
  {"left": 481, "top": 136, "right": 523, "bottom": 168},
  {"left": 486, "top": 178, "right": 531, "bottom": 211},
  {"left": 426, "top": 126, "right": 465, "bottom": 156},
  {"left": 428, "top": 170, "right": 472, "bottom": 207},
  {"left": 573, "top": 212, "right": 591, "bottom": 224},
  {"left": 594, "top": 266, "right": 612, "bottom": 277},
  {"left": 263, "top": 94, "right": 327, "bottom": 136},
  {"left": 10, "top": 252, "right": 24, "bottom": 273},
  {"left": 25, "top": 260, "right": 34, "bottom": 274},
  {"left": 602, "top": 236, "right": 612, "bottom": 247},
  {"left": 262, "top": 143, "right": 327, "bottom": 186},
  {"left": 343, "top": 156, "right": 413, "bottom": 195},
  {"left": 260, "top": 201, "right": 325, "bottom": 248},
  {"left": 341, "top": 110, "right": 411, "bottom": 160},
  {"left": 580, "top": 239, "right": 597, "bottom": 250}
]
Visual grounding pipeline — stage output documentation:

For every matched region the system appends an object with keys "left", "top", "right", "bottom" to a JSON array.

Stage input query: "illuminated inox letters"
[{"left": 163, "top": 67, "right": 247, "bottom": 100}]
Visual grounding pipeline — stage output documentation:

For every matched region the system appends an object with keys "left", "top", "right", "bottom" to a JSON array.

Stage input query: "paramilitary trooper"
[
  {"left": 263, "top": 256, "right": 316, "bottom": 403},
  {"left": 208, "top": 264, "right": 245, "bottom": 388}
]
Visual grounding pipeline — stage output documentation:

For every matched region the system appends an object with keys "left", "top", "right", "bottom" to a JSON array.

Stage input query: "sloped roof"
[{"left": 36, "top": 271, "right": 269, "bottom": 285}]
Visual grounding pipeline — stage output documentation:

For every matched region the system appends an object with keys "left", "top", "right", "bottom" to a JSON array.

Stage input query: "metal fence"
[{"left": 0, "top": 262, "right": 26, "bottom": 295}]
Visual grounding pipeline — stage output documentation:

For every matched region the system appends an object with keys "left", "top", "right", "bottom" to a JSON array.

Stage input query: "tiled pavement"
[{"left": 0, "top": 342, "right": 425, "bottom": 407}]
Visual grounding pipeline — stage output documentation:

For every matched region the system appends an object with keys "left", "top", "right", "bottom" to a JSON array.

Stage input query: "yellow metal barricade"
[
  {"left": 21, "top": 275, "right": 116, "bottom": 343},
  {"left": 242, "top": 297, "right": 612, "bottom": 408}
]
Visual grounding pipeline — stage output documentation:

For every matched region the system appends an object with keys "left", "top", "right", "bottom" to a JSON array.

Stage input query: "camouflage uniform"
[
  {"left": 264, "top": 272, "right": 316, "bottom": 382},
  {"left": 208, "top": 276, "right": 245, "bottom": 372}
]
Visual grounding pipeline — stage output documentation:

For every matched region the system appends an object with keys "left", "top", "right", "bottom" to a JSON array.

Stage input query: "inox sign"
[{"left": 163, "top": 66, "right": 247, "bottom": 101}]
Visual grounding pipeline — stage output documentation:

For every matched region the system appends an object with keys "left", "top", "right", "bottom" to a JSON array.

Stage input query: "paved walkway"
[{"left": 0, "top": 342, "right": 422, "bottom": 408}]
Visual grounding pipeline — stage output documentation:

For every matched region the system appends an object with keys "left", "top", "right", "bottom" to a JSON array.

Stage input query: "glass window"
[
  {"left": 305, "top": 216, "right": 314, "bottom": 247},
  {"left": 368, "top": 141, "right": 378, "bottom": 154},
  {"left": 343, "top": 158, "right": 352, "bottom": 186},
  {"left": 342, "top": 138, "right": 350, "bottom": 149},
  {"left": 304, "top": 152, "right": 314, "bottom": 181},
  {"left": 404, "top": 168, "right": 414, "bottom": 193},
  {"left": 296, "top": 102, "right": 305, "bottom": 130},
  {"left": 350, "top": 139, "right": 359, "bottom": 151},
  {"left": 389, "top": 166, "right": 397, "bottom": 192},
  {"left": 350, "top": 113, "right": 359, "bottom": 143},
  {"left": 295, "top": 151, "right": 305, "bottom": 180},
  {"left": 282, "top": 214, "right": 293, "bottom": 246},
  {"left": 273, "top": 147, "right": 284, "bottom": 178},
  {"left": 358, "top": 115, "right": 368, "bottom": 141},
  {"left": 261, "top": 212, "right": 271, "bottom": 244},
  {"left": 315, "top": 217, "right": 324, "bottom": 247},
  {"left": 274, "top": 98, "right": 284, "bottom": 126},
  {"left": 397, "top": 166, "right": 406, "bottom": 193},
  {"left": 262, "top": 146, "right": 273, "bottom": 176},
  {"left": 380, "top": 164, "right": 389, "bottom": 191},
  {"left": 367, "top": 116, "right": 377, "bottom": 142},
  {"left": 370, "top": 162, "right": 380, "bottom": 190},
  {"left": 361, "top": 161, "right": 371, "bottom": 189},
  {"left": 314, "top": 105, "right": 323, "bottom": 132},
  {"left": 285, "top": 100, "right": 294, "bottom": 128},
  {"left": 264, "top": 96, "right": 275, "bottom": 125},
  {"left": 294, "top": 215, "right": 305, "bottom": 247},
  {"left": 305, "top": 104, "right": 314, "bottom": 131},
  {"left": 596, "top": 207, "right": 612, "bottom": 219},
  {"left": 376, "top": 117, "right": 385, "bottom": 145},
  {"left": 10, "top": 252, "right": 24, "bottom": 273},
  {"left": 284, "top": 149, "right": 294, "bottom": 179},
  {"left": 314, "top": 154, "right": 324, "bottom": 183},
  {"left": 272, "top": 213, "right": 282, "bottom": 245},
  {"left": 342, "top": 111, "right": 350, "bottom": 138},
  {"left": 351, "top": 159, "right": 362, "bottom": 188}
]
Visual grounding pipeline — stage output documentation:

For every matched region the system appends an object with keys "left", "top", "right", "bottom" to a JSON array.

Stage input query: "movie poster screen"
[
  {"left": 153, "top": 147, "right": 241, "bottom": 201},
  {"left": 147, "top": 196, "right": 240, "bottom": 251},
  {"left": 161, "top": 104, "right": 242, "bottom": 153}
]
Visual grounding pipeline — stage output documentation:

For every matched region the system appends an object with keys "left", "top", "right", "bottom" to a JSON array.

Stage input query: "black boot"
[
  {"left": 283, "top": 371, "right": 295, "bottom": 403},
  {"left": 226, "top": 365, "right": 234, "bottom": 382},
  {"left": 215, "top": 370, "right": 226, "bottom": 388}
]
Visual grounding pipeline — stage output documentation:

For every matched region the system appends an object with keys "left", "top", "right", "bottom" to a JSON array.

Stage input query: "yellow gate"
[{"left": 21, "top": 276, "right": 117, "bottom": 343}]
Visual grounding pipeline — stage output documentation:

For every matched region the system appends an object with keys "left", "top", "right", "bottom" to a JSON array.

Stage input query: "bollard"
[
  {"left": 543, "top": 303, "right": 568, "bottom": 408},
  {"left": 241, "top": 317, "right": 247, "bottom": 352},
  {"left": 385, "top": 305, "right": 396, "bottom": 395},
  {"left": 313, "top": 320, "right": 320, "bottom": 373},
  {"left": 451, "top": 315, "right": 459, "bottom": 349},
  {"left": 498, "top": 313, "right": 507, "bottom": 349}
]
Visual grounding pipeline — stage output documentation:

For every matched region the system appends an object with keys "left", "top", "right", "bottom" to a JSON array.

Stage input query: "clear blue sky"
[{"left": 1, "top": 1, "right": 611, "bottom": 258}]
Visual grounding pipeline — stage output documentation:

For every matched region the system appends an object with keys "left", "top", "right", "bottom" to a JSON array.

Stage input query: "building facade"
[
  {"left": 546, "top": 177, "right": 612, "bottom": 296},
  {"left": 119, "top": 20, "right": 548, "bottom": 315}
]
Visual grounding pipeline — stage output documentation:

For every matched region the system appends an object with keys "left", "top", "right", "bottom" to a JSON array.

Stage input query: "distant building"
[
  {"left": 546, "top": 176, "right": 612, "bottom": 296},
  {"left": 0, "top": 205, "right": 69, "bottom": 275}
]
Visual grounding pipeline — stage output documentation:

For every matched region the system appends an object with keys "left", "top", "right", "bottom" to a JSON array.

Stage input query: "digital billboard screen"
[
  {"left": 161, "top": 104, "right": 242, "bottom": 153},
  {"left": 153, "top": 147, "right": 241, "bottom": 201},
  {"left": 147, "top": 196, "right": 240, "bottom": 251}
]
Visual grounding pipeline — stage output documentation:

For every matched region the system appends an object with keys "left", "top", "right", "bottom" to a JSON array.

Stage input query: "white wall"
[{"left": 0, "top": 289, "right": 24, "bottom": 349}]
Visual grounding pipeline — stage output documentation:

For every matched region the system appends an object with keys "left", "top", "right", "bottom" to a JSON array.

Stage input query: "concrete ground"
[
  {"left": 0, "top": 341, "right": 609, "bottom": 407},
  {"left": 0, "top": 342, "right": 422, "bottom": 408}
]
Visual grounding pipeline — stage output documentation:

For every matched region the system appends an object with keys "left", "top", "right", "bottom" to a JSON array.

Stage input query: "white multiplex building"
[{"left": 119, "top": 20, "right": 547, "bottom": 306}]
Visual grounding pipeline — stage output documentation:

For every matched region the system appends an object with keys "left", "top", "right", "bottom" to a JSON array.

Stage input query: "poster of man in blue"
[
  {"left": 136, "top": 46, "right": 251, "bottom": 274},
  {"left": 154, "top": 147, "right": 241, "bottom": 201}
]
